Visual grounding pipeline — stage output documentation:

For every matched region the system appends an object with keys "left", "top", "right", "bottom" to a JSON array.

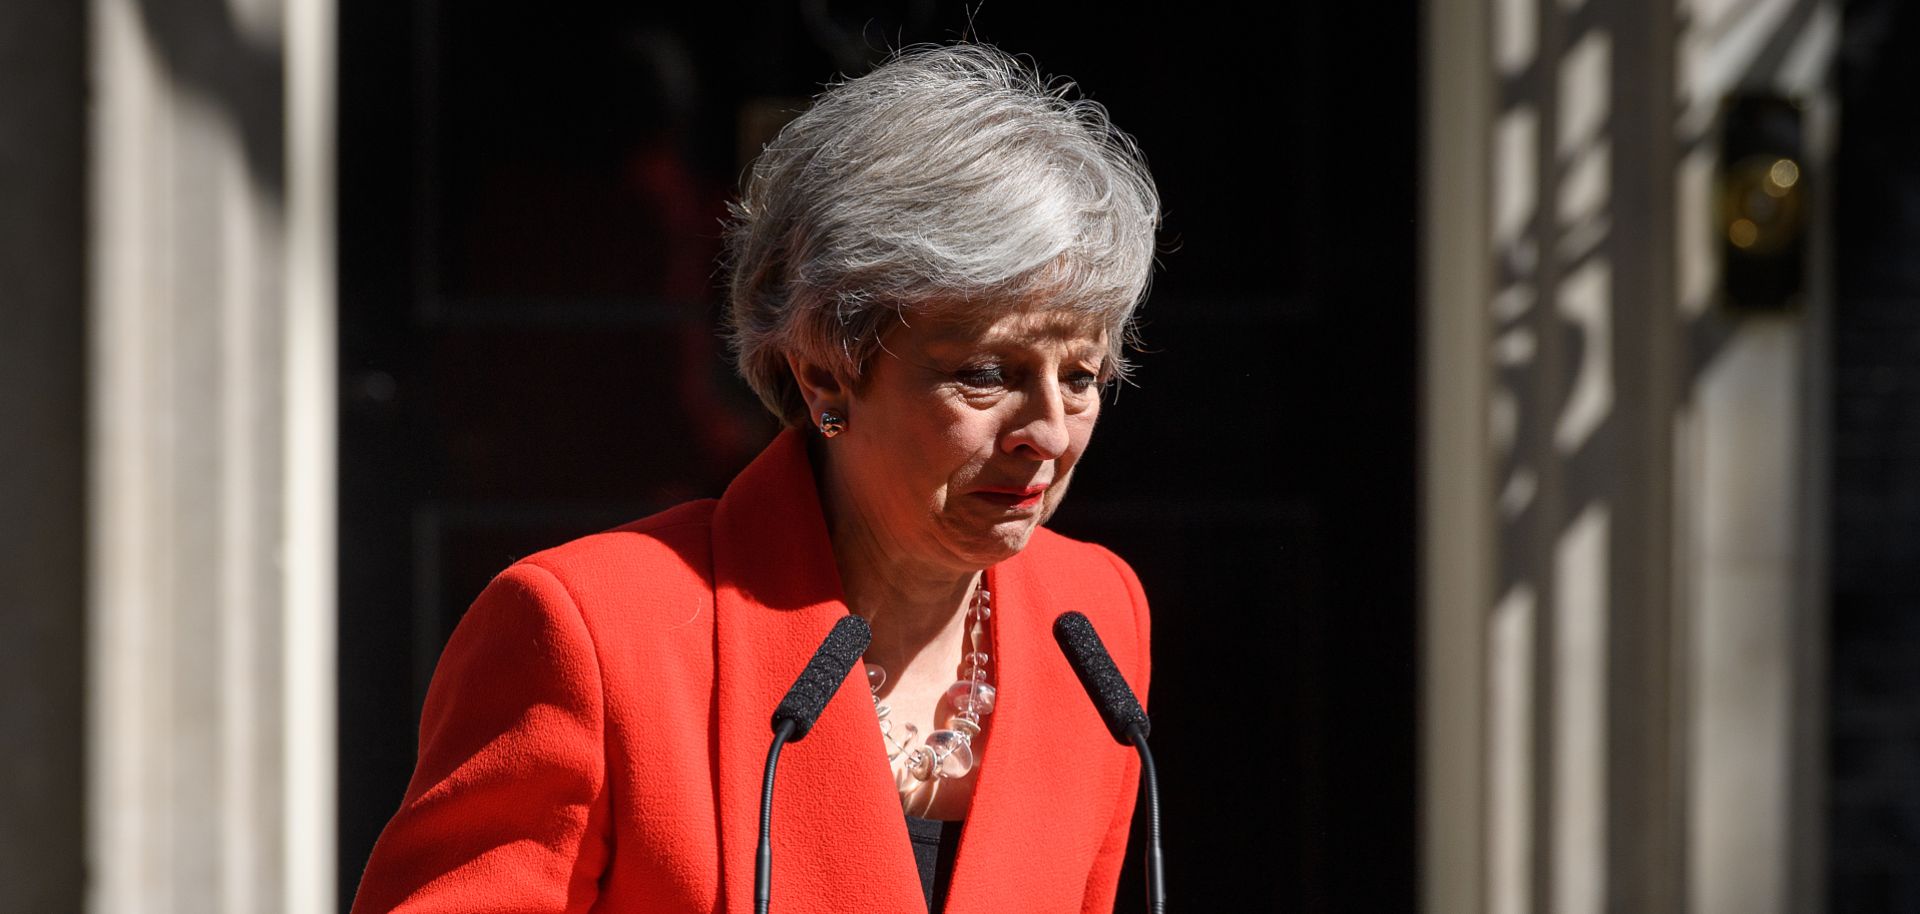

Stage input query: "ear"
[{"left": 784, "top": 351, "right": 852, "bottom": 426}]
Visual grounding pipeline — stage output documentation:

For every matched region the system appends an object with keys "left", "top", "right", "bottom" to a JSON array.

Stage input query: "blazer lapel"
[
  {"left": 942, "top": 550, "right": 1133, "bottom": 914},
  {"left": 710, "top": 429, "right": 925, "bottom": 914},
  {"left": 940, "top": 555, "right": 1054, "bottom": 914}
]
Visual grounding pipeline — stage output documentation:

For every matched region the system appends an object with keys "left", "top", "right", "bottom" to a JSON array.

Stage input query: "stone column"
[
  {"left": 1421, "top": 0, "right": 1834, "bottom": 912},
  {"left": 87, "top": 0, "right": 336, "bottom": 911}
]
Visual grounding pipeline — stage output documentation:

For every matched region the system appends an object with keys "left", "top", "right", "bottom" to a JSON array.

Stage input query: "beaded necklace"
[{"left": 864, "top": 582, "right": 996, "bottom": 787}]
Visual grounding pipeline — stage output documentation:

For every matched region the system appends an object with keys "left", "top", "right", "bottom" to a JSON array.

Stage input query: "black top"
[{"left": 903, "top": 814, "right": 963, "bottom": 913}]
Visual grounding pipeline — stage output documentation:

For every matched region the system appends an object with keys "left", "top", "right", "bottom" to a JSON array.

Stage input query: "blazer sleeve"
[
  {"left": 349, "top": 562, "right": 612, "bottom": 914},
  {"left": 1081, "top": 546, "right": 1153, "bottom": 914}
]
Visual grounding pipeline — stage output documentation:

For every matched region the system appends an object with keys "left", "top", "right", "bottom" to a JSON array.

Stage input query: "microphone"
[
  {"left": 1052, "top": 611, "right": 1150, "bottom": 744},
  {"left": 770, "top": 614, "right": 872, "bottom": 741},
  {"left": 1053, "top": 611, "right": 1166, "bottom": 914},
  {"left": 757, "top": 614, "right": 871, "bottom": 914}
]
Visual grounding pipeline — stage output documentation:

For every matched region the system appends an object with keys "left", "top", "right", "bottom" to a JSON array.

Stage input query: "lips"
[{"left": 971, "top": 484, "right": 1049, "bottom": 510}]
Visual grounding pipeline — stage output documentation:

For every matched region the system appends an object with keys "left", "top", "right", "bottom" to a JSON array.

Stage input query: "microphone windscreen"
[
  {"left": 771, "top": 614, "right": 872, "bottom": 741},
  {"left": 1052, "top": 611, "right": 1150, "bottom": 744}
]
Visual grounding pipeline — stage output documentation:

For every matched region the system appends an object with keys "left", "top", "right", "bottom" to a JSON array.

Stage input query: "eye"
[
  {"left": 954, "top": 365, "right": 1008, "bottom": 389},
  {"left": 1063, "top": 370, "right": 1101, "bottom": 395}
]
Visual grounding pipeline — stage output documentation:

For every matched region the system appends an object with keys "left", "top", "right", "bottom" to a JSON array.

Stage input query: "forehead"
[{"left": 903, "top": 306, "right": 1109, "bottom": 353}]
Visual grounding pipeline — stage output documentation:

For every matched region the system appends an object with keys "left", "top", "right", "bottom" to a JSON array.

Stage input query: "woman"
[{"left": 350, "top": 43, "right": 1160, "bottom": 914}]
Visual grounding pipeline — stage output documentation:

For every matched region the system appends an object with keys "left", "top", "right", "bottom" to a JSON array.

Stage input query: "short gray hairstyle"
[{"left": 723, "top": 43, "right": 1162, "bottom": 426}]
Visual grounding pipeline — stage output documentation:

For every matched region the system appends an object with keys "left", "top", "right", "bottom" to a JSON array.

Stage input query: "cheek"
[
  {"left": 939, "top": 407, "right": 1006, "bottom": 460},
  {"left": 1063, "top": 410, "right": 1100, "bottom": 462},
  {"left": 888, "top": 405, "right": 995, "bottom": 496}
]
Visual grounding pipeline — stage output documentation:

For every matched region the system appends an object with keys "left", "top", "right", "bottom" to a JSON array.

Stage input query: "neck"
[
  {"left": 812, "top": 440, "right": 979, "bottom": 666},
  {"left": 843, "top": 559, "right": 977, "bottom": 664}
]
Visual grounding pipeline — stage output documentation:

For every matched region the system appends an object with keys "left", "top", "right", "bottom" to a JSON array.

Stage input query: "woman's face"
[{"left": 819, "top": 307, "right": 1108, "bottom": 577}]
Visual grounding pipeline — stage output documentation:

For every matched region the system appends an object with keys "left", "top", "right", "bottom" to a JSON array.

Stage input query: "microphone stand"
[
  {"left": 1053, "top": 610, "right": 1166, "bottom": 913},
  {"left": 754, "top": 614, "right": 869, "bottom": 914},
  {"left": 756, "top": 719, "right": 797, "bottom": 914},
  {"left": 1127, "top": 722, "right": 1166, "bottom": 914}
]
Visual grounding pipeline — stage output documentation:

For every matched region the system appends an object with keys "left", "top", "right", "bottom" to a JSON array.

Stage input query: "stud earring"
[{"left": 818, "top": 409, "right": 846, "bottom": 438}]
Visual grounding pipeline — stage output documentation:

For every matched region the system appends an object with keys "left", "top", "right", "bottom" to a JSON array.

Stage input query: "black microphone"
[
  {"left": 770, "top": 614, "right": 872, "bottom": 741},
  {"left": 1053, "top": 610, "right": 1166, "bottom": 914},
  {"left": 757, "top": 614, "right": 871, "bottom": 914},
  {"left": 1053, "top": 611, "right": 1150, "bottom": 743}
]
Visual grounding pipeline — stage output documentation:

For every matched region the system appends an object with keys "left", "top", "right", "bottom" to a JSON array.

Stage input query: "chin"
[
  {"left": 937, "top": 519, "right": 1041, "bottom": 570},
  {"left": 973, "top": 522, "right": 1045, "bottom": 566}
]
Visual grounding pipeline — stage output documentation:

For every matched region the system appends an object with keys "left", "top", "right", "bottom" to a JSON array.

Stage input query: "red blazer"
[{"left": 349, "top": 428, "right": 1151, "bottom": 914}]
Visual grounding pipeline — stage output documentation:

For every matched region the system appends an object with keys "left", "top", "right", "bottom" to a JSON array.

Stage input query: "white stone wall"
[
  {"left": 1422, "top": 0, "right": 1833, "bottom": 912},
  {"left": 87, "top": 0, "right": 336, "bottom": 911}
]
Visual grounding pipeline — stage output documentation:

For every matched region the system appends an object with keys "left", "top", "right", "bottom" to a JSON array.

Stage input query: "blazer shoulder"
[
  {"left": 523, "top": 498, "right": 715, "bottom": 560},
  {"left": 509, "top": 498, "right": 719, "bottom": 627},
  {"left": 1023, "top": 526, "right": 1144, "bottom": 592},
  {"left": 1019, "top": 526, "right": 1151, "bottom": 687}
]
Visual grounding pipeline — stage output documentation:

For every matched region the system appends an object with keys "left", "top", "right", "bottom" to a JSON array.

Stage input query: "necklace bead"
[
  {"left": 944, "top": 679, "right": 996, "bottom": 715},
  {"left": 863, "top": 583, "right": 995, "bottom": 789}
]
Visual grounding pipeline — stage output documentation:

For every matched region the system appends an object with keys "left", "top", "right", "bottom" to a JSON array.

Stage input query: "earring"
[{"left": 818, "top": 409, "right": 846, "bottom": 438}]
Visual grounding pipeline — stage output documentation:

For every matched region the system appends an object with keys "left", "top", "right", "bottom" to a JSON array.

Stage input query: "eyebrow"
[
  {"left": 920, "top": 335, "right": 1107, "bottom": 365},
  {"left": 922, "top": 316, "right": 1108, "bottom": 347}
]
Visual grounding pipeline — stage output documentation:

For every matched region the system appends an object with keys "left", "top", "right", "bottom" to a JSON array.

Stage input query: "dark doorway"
[
  {"left": 337, "top": 5, "right": 1418, "bottom": 911},
  {"left": 1828, "top": 0, "right": 1920, "bottom": 908}
]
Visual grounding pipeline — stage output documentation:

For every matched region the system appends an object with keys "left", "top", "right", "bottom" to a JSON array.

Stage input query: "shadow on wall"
[{"left": 129, "top": 0, "right": 285, "bottom": 200}]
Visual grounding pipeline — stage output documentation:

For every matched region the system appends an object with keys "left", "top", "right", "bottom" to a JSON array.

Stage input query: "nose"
[{"left": 1002, "top": 381, "right": 1071, "bottom": 461}]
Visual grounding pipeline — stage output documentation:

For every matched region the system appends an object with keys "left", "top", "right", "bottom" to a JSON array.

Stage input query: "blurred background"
[{"left": 2, "top": 0, "right": 1915, "bottom": 912}]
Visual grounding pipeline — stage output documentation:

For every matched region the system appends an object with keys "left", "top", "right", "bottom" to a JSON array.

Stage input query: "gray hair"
[{"left": 723, "top": 43, "right": 1162, "bottom": 426}]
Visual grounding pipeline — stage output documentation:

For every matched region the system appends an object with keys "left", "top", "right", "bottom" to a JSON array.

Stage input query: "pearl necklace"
[{"left": 864, "top": 583, "right": 996, "bottom": 784}]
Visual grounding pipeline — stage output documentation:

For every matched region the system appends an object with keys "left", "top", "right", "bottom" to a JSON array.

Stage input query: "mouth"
[{"left": 970, "top": 484, "right": 1049, "bottom": 511}]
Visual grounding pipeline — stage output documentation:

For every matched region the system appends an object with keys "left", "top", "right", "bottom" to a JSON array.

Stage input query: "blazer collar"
[
  {"left": 940, "top": 555, "right": 1062, "bottom": 914},
  {"left": 709, "top": 428, "right": 1061, "bottom": 914}
]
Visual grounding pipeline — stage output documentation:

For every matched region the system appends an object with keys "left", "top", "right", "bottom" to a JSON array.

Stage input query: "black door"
[{"left": 337, "top": 5, "right": 1416, "bottom": 911}]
